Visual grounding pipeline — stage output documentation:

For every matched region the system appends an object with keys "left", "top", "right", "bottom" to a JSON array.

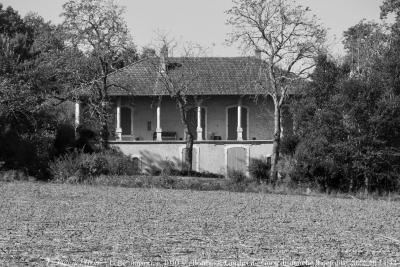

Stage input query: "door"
[
  {"left": 227, "top": 147, "right": 247, "bottom": 174},
  {"left": 227, "top": 106, "right": 248, "bottom": 140},
  {"left": 121, "top": 107, "right": 132, "bottom": 135}
]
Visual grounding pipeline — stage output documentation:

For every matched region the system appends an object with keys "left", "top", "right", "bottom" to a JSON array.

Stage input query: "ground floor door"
[{"left": 227, "top": 147, "right": 247, "bottom": 174}]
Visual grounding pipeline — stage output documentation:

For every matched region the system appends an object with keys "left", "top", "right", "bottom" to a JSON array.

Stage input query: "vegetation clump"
[
  {"left": 49, "top": 149, "right": 140, "bottom": 182},
  {"left": 248, "top": 158, "right": 271, "bottom": 183}
]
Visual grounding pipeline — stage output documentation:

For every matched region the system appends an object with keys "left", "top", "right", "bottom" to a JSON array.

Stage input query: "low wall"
[{"left": 110, "top": 140, "right": 273, "bottom": 176}]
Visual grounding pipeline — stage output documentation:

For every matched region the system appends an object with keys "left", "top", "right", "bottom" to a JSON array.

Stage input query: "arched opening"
[{"left": 227, "top": 106, "right": 248, "bottom": 140}]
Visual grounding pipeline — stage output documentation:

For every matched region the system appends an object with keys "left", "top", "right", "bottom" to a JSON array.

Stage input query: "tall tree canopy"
[
  {"left": 226, "top": 0, "right": 326, "bottom": 181},
  {"left": 0, "top": 4, "right": 34, "bottom": 71},
  {"left": 381, "top": 0, "right": 400, "bottom": 22},
  {"left": 0, "top": 4, "right": 76, "bottom": 178},
  {"left": 288, "top": 0, "right": 400, "bottom": 193},
  {"left": 343, "top": 20, "right": 389, "bottom": 79},
  {"left": 61, "top": 0, "right": 138, "bottom": 148}
]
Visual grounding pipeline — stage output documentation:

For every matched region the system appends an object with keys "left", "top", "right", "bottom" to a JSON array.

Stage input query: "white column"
[
  {"left": 116, "top": 97, "right": 122, "bottom": 141},
  {"left": 237, "top": 99, "right": 243, "bottom": 141},
  {"left": 156, "top": 99, "right": 162, "bottom": 141},
  {"left": 74, "top": 101, "right": 80, "bottom": 128},
  {"left": 131, "top": 108, "right": 134, "bottom": 139},
  {"left": 196, "top": 106, "right": 203, "bottom": 141}
]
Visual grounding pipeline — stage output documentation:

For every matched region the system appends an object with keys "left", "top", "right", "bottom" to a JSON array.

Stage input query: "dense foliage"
[
  {"left": 0, "top": 2, "right": 136, "bottom": 179},
  {"left": 289, "top": 13, "right": 400, "bottom": 193},
  {"left": 248, "top": 158, "right": 271, "bottom": 183},
  {"left": 49, "top": 149, "right": 140, "bottom": 182},
  {"left": 0, "top": 5, "right": 74, "bottom": 178}
]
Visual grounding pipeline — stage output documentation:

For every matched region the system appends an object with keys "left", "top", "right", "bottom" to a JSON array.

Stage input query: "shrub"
[
  {"left": 0, "top": 127, "right": 55, "bottom": 180},
  {"left": 280, "top": 135, "right": 300, "bottom": 156},
  {"left": 49, "top": 151, "right": 81, "bottom": 182},
  {"left": 147, "top": 160, "right": 224, "bottom": 178},
  {"left": 276, "top": 155, "right": 296, "bottom": 185},
  {"left": 244, "top": 181, "right": 269, "bottom": 193},
  {"left": 180, "top": 170, "right": 224, "bottom": 178},
  {"left": 0, "top": 170, "right": 34, "bottom": 182},
  {"left": 228, "top": 170, "right": 247, "bottom": 184},
  {"left": 75, "top": 127, "right": 100, "bottom": 153},
  {"left": 79, "top": 154, "right": 110, "bottom": 177},
  {"left": 49, "top": 149, "right": 140, "bottom": 182},
  {"left": 53, "top": 123, "right": 76, "bottom": 156},
  {"left": 248, "top": 158, "right": 271, "bottom": 183},
  {"left": 159, "top": 160, "right": 180, "bottom": 176}
]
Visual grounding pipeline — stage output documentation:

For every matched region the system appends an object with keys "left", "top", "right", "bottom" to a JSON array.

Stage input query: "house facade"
[{"left": 75, "top": 51, "right": 293, "bottom": 176}]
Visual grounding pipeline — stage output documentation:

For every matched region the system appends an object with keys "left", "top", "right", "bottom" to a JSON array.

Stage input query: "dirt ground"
[{"left": 0, "top": 182, "right": 399, "bottom": 266}]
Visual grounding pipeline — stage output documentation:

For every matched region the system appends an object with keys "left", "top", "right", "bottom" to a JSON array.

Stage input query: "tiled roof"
[{"left": 107, "top": 57, "right": 268, "bottom": 96}]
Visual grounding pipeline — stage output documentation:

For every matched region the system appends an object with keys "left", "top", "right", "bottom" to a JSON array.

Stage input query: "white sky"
[{"left": 1, "top": 0, "right": 385, "bottom": 57}]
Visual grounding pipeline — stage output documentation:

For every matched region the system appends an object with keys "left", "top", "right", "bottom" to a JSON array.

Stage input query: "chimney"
[
  {"left": 160, "top": 45, "right": 168, "bottom": 72},
  {"left": 254, "top": 48, "right": 261, "bottom": 60}
]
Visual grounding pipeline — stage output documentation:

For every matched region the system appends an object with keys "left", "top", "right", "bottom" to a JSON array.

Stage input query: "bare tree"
[
  {"left": 149, "top": 38, "right": 208, "bottom": 173},
  {"left": 62, "top": 0, "right": 137, "bottom": 148},
  {"left": 226, "top": 0, "right": 326, "bottom": 181}
]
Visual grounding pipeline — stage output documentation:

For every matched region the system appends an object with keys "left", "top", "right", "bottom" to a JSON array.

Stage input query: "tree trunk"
[
  {"left": 364, "top": 174, "right": 369, "bottom": 196},
  {"left": 184, "top": 124, "right": 194, "bottom": 174},
  {"left": 177, "top": 99, "right": 193, "bottom": 173},
  {"left": 99, "top": 99, "right": 109, "bottom": 150},
  {"left": 271, "top": 100, "right": 281, "bottom": 183},
  {"left": 348, "top": 176, "right": 354, "bottom": 193},
  {"left": 100, "top": 120, "right": 109, "bottom": 150},
  {"left": 99, "top": 62, "right": 110, "bottom": 150}
]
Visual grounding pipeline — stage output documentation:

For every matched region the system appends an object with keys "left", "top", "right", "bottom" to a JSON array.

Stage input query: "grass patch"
[
  {"left": 0, "top": 182, "right": 399, "bottom": 266},
  {"left": 87, "top": 175, "right": 224, "bottom": 191}
]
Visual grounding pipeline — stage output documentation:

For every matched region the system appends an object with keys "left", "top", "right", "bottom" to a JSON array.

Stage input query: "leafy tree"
[
  {"left": 0, "top": 4, "right": 34, "bottom": 73},
  {"left": 61, "top": 0, "right": 138, "bottom": 148},
  {"left": 381, "top": 0, "right": 400, "bottom": 22},
  {"left": 24, "top": 12, "right": 65, "bottom": 54},
  {"left": 290, "top": 0, "right": 400, "bottom": 194},
  {"left": 140, "top": 46, "right": 157, "bottom": 59},
  {"left": 0, "top": 5, "right": 74, "bottom": 178},
  {"left": 290, "top": 55, "right": 349, "bottom": 191},
  {"left": 379, "top": 0, "right": 400, "bottom": 96},
  {"left": 343, "top": 20, "right": 389, "bottom": 79},
  {"left": 293, "top": 51, "right": 400, "bottom": 193},
  {"left": 226, "top": 0, "right": 326, "bottom": 181}
]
